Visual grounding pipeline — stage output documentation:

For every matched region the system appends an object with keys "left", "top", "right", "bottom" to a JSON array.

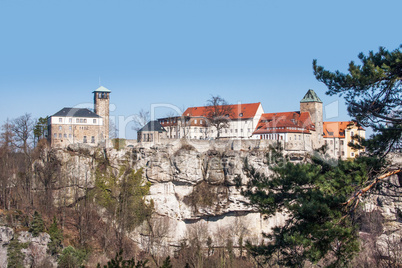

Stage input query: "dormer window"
[{"left": 239, "top": 113, "right": 243, "bottom": 117}]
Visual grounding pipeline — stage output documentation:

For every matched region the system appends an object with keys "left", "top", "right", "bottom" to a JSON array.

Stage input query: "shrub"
[
  {"left": 29, "top": 211, "right": 45, "bottom": 237},
  {"left": 7, "top": 235, "right": 29, "bottom": 268},
  {"left": 48, "top": 216, "right": 63, "bottom": 255},
  {"left": 58, "top": 246, "right": 87, "bottom": 268},
  {"left": 113, "top": 139, "right": 126, "bottom": 150}
]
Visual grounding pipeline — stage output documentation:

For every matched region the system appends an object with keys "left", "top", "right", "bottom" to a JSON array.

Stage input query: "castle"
[
  {"left": 48, "top": 87, "right": 365, "bottom": 159},
  {"left": 47, "top": 86, "right": 110, "bottom": 147}
]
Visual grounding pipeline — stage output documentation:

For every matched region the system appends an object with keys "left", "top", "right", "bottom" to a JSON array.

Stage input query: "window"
[
  {"left": 342, "top": 151, "right": 345, "bottom": 156},
  {"left": 83, "top": 136, "right": 87, "bottom": 143},
  {"left": 241, "top": 129, "right": 243, "bottom": 132},
  {"left": 299, "top": 135, "right": 301, "bottom": 140},
  {"left": 225, "top": 129, "right": 228, "bottom": 133},
  {"left": 64, "top": 134, "right": 67, "bottom": 138},
  {"left": 194, "top": 119, "right": 197, "bottom": 124},
  {"left": 76, "top": 119, "right": 79, "bottom": 123},
  {"left": 239, "top": 113, "right": 243, "bottom": 117},
  {"left": 93, "top": 119, "right": 96, "bottom": 124},
  {"left": 91, "top": 136, "right": 95, "bottom": 143},
  {"left": 84, "top": 119, "right": 87, "bottom": 123},
  {"left": 54, "top": 133, "right": 57, "bottom": 138},
  {"left": 330, "top": 140, "right": 333, "bottom": 145},
  {"left": 69, "top": 126, "right": 72, "bottom": 130},
  {"left": 69, "top": 118, "right": 72, "bottom": 123},
  {"left": 59, "top": 126, "right": 62, "bottom": 131},
  {"left": 59, "top": 118, "right": 62, "bottom": 123},
  {"left": 351, "top": 131, "right": 354, "bottom": 137},
  {"left": 351, "top": 152, "right": 355, "bottom": 157},
  {"left": 248, "top": 128, "right": 250, "bottom": 132},
  {"left": 235, "top": 129, "right": 238, "bottom": 133},
  {"left": 341, "top": 140, "right": 344, "bottom": 145},
  {"left": 200, "top": 120, "right": 203, "bottom": 124},
  {"left": 59, "top": 133, "right": 62, "bottom": 138}
]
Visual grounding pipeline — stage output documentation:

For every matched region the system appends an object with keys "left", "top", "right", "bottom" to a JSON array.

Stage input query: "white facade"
[{"left": 49, "top": 116, "right": 103, "bottom": 126}]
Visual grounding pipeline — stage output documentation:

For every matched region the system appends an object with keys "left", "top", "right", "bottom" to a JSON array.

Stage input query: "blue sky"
[{"left": 0, "top": 0, "right": 401, "bottom": 138}]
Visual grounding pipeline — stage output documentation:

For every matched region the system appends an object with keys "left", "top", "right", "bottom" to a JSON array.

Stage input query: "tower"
[
  {"left": 93, "top": 86, "right": 111, "bottom": 144},
  {"left": 300, "top": 89, "right": 323, "bottom": 148}
]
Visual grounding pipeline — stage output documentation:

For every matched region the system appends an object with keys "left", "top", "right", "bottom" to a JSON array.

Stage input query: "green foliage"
[
  {"left": 159, "top": 256, "right": 172, "bottom": 268},
  {"left": 58, "top": 246, "right": 87, "bottom": 268},
  {"left": 184, "top": 181, "right": 224, "bottom": 210},
  {"left": 29, "top": 211, "right": 45, "bottom": 237},
  {"left": 93, "top": 166, "right": 153, "bottom": 238},
  {"left": 240, "top": 146, "right": 384, "bottom": 267},
  {"left": 313, "top": 45, "right": 402, "bottom": 157},
  {"left": 33, "top": 116, "right": 48, "bottom": 143},
  {"left": 7, "top": 235, "right": 29, "bottom": 268},
  {"left": 97, "top": 249, "right": 149, "bottom": 268},
  {"left": 48, "top": 216, "right": 63, "bottom": 255},
  {"left": 113, "top": 139, "right": 126, "bottom": 150}
]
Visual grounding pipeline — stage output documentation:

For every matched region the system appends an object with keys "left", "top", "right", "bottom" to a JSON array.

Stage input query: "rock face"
[
  {"left": 40, "top": 141, "right": 402, "bottom": 257},
  {"left": 53, "top": 140, "right": 287, "bottom": 250},
  {"left": 360, "top": 153, "right": 402, "bottom": 263},
  {"left": 0, "top": 228, "right": 56, "bottom": 268},
  {"left": 0, "top": 226, "right": 14, "bottom": 268}
]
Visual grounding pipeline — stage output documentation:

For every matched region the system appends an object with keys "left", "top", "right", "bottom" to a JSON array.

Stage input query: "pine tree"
[
  {"left": 48, "top": 216, "right": 63, "bottom": 255},
  {"left": 239, "top": 144, "right": 384, "bottom": 267},
  {"left": 29, "top": 211, "right": 45, "bottom": 237},
  {"left": 313, "top": 45, "right": 402, "bottom": 157}
]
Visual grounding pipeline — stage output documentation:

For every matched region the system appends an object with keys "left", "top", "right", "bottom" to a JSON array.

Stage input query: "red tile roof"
[
  {"left": 323, "top": 121, "right": 364, "bottom": 138},
  {"left": 183, "top": 103, "right": 261, "bottom": 120},
  {"left": 253, "top": 111, "right": 315, "bottom": 135}
]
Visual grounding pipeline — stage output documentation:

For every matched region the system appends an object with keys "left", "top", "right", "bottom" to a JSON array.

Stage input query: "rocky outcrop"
[
  {"left": 36, "top": 141, "right": 402, "bottom": 258},
  {"left": 0, "top": 228, "right": 56, "bottom": 268},
  {"left": 52, "top": 140, "right": 286, "bottom": 249},
  {"left": 0, "top": 226, "right": 13, "bottom": 268}
]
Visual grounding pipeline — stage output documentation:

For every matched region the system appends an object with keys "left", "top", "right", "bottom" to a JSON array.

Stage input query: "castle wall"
[
  {"left": 48, "top": 123, "right": 105, "bottom": 148},
  {"left": 300, "top": 101, "right": 323, "bottom": 149}
]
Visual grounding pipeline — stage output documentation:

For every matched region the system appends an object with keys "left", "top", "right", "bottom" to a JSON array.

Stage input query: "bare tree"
[
  {"left": 109, "top": 119, "right": 118, "bottom": 139},
  {"left": 33, "top": 148, "right": 61, "bottom": 214},
  {"left": 0, "top": 120, "right": 16, "bottom": 210},
  {"left": 12, "top": 113, "right": 35, "bottom": 155},
  {"left": 205, "top": 96, "right": 234, "bottom": 138},
  {"left": 1, "top": 119, "right": 15, "bottom": 152},
  {"left": 132, "top": 109, "right": 150, "bottom": 131}
]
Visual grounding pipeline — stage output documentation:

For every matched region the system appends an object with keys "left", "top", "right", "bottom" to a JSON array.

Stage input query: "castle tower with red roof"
[{"left": 300, "top": 89, "right": 323, "bottom": 148}]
